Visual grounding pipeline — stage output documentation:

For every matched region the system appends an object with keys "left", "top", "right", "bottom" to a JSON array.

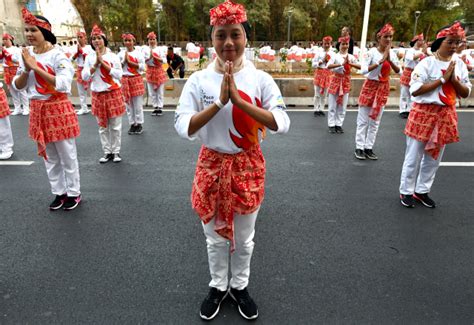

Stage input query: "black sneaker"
[
  {"left": 135, "top": 124, "right": 143, "bottom": 135},
  {"left": 414, "top": 192, "right": 436, "bottom": 208},
  {"left": 400, "top": 194, "right": 415, "bottom": 208},
  {"left": 335, "top": 126, "right": 344, "bottom": 134},
  {"left": 399, "top": 112, "right": 409, "bottom": 119},
  {"left": 99, "top": 153, "right": 113, "bottom": 164},
  {"left": 200, "top": 288, "right": 228, "bottom": 320},
  {"left": 354, "top": 149, "right": 366, "bottom": 160},
  {"left": 128, "top": 125, "right": 136, "bottom": 135},
  {"left": 313, "top": 110, "right": 320, "bottom": 116},
  {"left": 364, "top": 149, "right": 378, "bottom": 160},
  {"left": 112, "top": 153, "right": 122, "bottom": 163},
  {"left": 229, "top": 287, "right": 258, "bottom": 320},
  {"left": 63, "top": 195, "right": 82, "bottom": 211},
  {"left": 151, "top": 108, "right": 159, "bottom": 116},
  {"left": 328, "top": 126, "right": 336, "bottom": 133},
  {"left": 49, "top": 194, "right": 67, "bottom": 210},
  {"left": 156, "top": 108, "right": 163, "bottom": 116},
  {"left": 319, "top": 110, "right": 325, "bottom": 116}
]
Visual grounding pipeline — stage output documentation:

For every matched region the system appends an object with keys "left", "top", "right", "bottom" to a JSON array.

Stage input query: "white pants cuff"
[{"left": 355, "top": 105, "right": 384, "bottom": 150}]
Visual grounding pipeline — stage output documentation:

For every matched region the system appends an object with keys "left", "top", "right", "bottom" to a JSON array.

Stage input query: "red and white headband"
[
  {"left": 22, "top": 7, "right": 51, "bottom": 31},
  {"left": 436, "top": 21, "right": 465, "bottom": 39},
  {"left": 377, "top": 23, "right": 394, "bottom": 37},
  {"left": 210, "top": 0, "right": 247, "bottom": 26}
]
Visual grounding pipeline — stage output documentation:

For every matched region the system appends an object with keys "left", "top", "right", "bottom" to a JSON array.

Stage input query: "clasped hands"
[{"left": 219, "top": 61, "right": 242, "bottom": 106}]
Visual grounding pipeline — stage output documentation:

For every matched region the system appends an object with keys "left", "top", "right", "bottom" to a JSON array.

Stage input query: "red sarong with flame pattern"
[
  {"left": 400, "top": 67, "right": 413, "bottom": 87},
  {"left": 146, "top": 65, "right": 167, "bottom": 90},
  {"left": 404, "top": 103, "right": 458, "bottom": 159},
  {"left": 76, "top": 67, "right": 90, "bottom": 90},
  {"left": 29, "top": 94, "right": 80, "bottom": 160},
  {"left": 4, "top": 66, "right": 18, "bottom": 85},
  {"left": 358, "top": 79, "right": 390, "bottom": 120},
  {"left": 313, "top": 68, "right": 332, "bottom": 92},
  {"left": 191, "top": 144, "right": 266, "bottom": 251},
  {"left": 91, "top": 88, "right": 126, "bottom": 128},
  {"left": 328, "top": 72, "right": 351, "bottom": 105},
  {"left": 121, "top": 75, "right": 145, "bottom": 104},
  {"left": 0, "top": 88, "right": 10, "bottom": 118}
]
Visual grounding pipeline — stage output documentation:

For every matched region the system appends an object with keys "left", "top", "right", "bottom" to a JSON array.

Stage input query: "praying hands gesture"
[{"left": 22, "top": 47, "right": 38, "bottom": 72}]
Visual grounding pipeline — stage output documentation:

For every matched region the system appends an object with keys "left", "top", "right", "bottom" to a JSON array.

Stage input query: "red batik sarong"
[
  {"left": 358, "top": 79, "right": 390, "bottom": 120},
  {"left": 91, "top": 88, "right": 126, "bottom": 128}
]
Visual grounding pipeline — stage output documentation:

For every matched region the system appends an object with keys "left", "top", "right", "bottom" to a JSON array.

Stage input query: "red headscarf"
[
  {"left": 121, "top": 33, "right": 135, "bottom": 41},
  {"left": 90, "top": 25, "right": 105, "bottom": 38},
  {"left": 436, "top": 21, "right": 465, "bottom": 39},
  {"left": 76, "top": 31, "right": 86, "bottom": 37},
  {"left": 210, "top": 0, "right": 247, "bottom": 26},
  {"left": 2, "top": 33, "right": 14, "bottom": 41},
  {"left": 323, "top": 36, "right": 333, "bottom": 43},
  {"left": 338, "top": 36, "right": 350, "bottom": 44},
  {"left": 377, "top": 23, "right": 394, "bottom": 37},
  {"left": 147, "top": 31, "right": 157, "bottom": 39},
  {"left": 21, "top": 7, "right": 51, "bottom": 31},
  {"left": 411, "top": 33, "right": 424, "bottom": 42}
]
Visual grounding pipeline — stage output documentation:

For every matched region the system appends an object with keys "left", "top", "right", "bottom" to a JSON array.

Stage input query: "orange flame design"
[
  {"left": 127, "top": 55, "right": 139, "bottom": 75},
  {"left": 229, "top": 91, "right": 266, "bottom": 150},
  {"left": 100, "top": 60, "right": 119, "bottom": 90},
  {"left": 439, "top": 69, "right": 457, "bottom": 106},
  {"left": 379, "top": 60, "right": 391, "bottom": 82},
  {"left": 35, "top": 62, "right": 57, "bottom": 95}
]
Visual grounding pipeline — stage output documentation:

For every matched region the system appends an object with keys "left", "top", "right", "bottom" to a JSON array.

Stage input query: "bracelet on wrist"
[
  {"left": 440, "top": 77, "right": 446, "bottom": 84},
  {"left": 215, "top": 99, "right": 224, "bottom": 110}
]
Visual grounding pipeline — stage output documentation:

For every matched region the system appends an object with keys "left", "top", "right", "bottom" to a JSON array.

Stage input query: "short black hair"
[
  {"left": 209, "top": 21, "right": 251, "bottom": 41},
  {"left": 167, "top": 46, "right": 173, "bottom": 51}
]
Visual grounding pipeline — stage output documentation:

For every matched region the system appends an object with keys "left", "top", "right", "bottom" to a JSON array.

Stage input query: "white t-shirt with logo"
[
  {"left": 118, "top": 48, "right": 145, "bottom": 76},
  {"left": 82, "top": 48, "right": 123, "bottom": 93},
  {"left": 328, "top": 53, "right": 358, "bottom": 74},
  {"left": 360, "top": 47, "right": 400, "bottom": 80}
]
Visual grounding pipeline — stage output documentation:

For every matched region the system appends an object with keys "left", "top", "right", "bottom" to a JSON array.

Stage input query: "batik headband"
[
  {"left": 21, "top": 7, "right": 51, "bottom": 31},
  {"left": 76, "top": 31, "right": 86, "bottom": 37},
  {"left": 377, "top": 23, "right": 394, "bottom": 37},
  {"left": 90, "top": 25, "right": 105, "bottom": 37},
  {"left": 147, "top": 32, "right": 157, "bottom": 39},
  {"left": 2, "top": 33, "right": 14, "bottom": 40},
  {"left": 323, "top": 36, "right": 333, "bottom": 43},
  {"left": 411, "top": 33, "right": 424, "bottom": 42},
  {"left": 210, "top": 0, "right": 247, "bottom": 26},
  {"left": 436, "top": 21, "right": 465, "bottom": 39},
  {"left": 121, "top": 33, "right": 135, "bottom": 41},
  {"left": 338, "top": 36, "right": 350, "bottom": 43}
]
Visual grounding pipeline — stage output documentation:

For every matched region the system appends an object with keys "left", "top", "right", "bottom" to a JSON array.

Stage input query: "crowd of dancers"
[{"left": 0, "top": 0, "right": 472, "bottom": 321}]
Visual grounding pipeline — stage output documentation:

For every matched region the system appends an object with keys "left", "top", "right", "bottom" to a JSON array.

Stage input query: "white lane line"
[
  {"left": 440, "top": 162, "right": 474, "bottom": 167},
  {"left": 0, "top": 161, "right": 35, "bottom": 166},
  {"left": 137, "top": 108, "right": 474, "bottom": 112}
]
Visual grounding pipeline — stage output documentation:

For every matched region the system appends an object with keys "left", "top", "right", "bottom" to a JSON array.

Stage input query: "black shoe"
[
  {"left": 414, "top": 192, "right": 436, "bottom": 208},
  {"left": 328, "top": 126, "right": 336, "bottom": 133},
  {"left": 399, "top": 112, "right": 409, "bottom": 119},
  {"left": 364, "top": 149, "right": 378, "bottom": 160},
  {"left": 151, "top": 108, "right": 159, "bottom": 116},
  {"left": 400, "top": 194, "right": 415, "bottom": 208},
  {"left": 354, "top": 149, "right": 366, "bottom": 160},
  {"left": 335, "top": 126, "right": 344, "bottom": 134},
  {"left": 319, "top": 110, "right": 325, "bottom": 116},
  {"left": 135, "top": 124, "right": 143, "bottom": 135},
  {"left": 128, "top": 125, "right": 136, "bottom": 135},
  {"left": 313, "top": 110, "right": 320, "bottom": 116},
  {"left": 200, "top": 287, "right": 228, "bottom": 320},
  {"left": 229, "top": 287, "right": 258, "bottom": 320},
  {"left": 112, "top": 153, "right": 122, "bottom": 163},
  {"left": 63, "top": 195, "right": 82, "bottom": 211},
  {"left": 156, "top": 108, "right": 163, "bottom": 116},
  {"left": 99, "top": 153, "right": 113, "bottom": 164},
  {"left": 49, "top": 194, "right": 67, "bottom": 210}
]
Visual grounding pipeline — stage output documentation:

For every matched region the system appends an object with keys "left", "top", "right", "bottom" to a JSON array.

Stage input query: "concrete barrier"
[{"left": 4, "top": 77, "right": 474, "bottom": 108}]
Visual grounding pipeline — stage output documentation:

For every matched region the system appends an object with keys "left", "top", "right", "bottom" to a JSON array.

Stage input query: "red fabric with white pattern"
[
  {"left": 436, "top": 22, "right": 465, "bottom": 39},
  {"left": 91, "top": 88, "right": 126, "bottom": 128},
  {"left": 210, "top": 0, "right": 247, "bottom": 26},
  {"left": 313, "top": 68, "right": 333, "bottom": 91},
  {"left": 328, "top": 72, "right": 351, "bottom": 104},
  {"left": 22, "top": 7, "right": 51, "bottom": 31},
  {"left": 121, "top": 75, "right": 145, "bottom": 104},
  {"left": 4, "top": 66, "right": 18, "bottom": 85},
  {"left": 400, "top": 67, "right": 413, "bottom": 87},
  {"left": 358, "top": 79, "right": 390, "bottom": 120},
  {"left": 377, "top": 23, "right": 394, "bottom": 37},
  {"left": 191, "top": 144, "right": 265, "bottom": 251},
  {"left": 0, "top": 88, "right": 10, "bottom": 119},
  {"left": 146, "top": 65, "right": 167, "bottom": 89}
]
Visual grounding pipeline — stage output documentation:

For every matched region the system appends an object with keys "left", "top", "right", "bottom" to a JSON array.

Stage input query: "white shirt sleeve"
[
  {"left": 360, "top": 49, "right": 373, "bottom": 75},
  {"left": 109, "top": 54, "right": 123, "bottom": 80},
  {"left": 11, "top": 54, "right": 27, "bottom": 91},
  {"left": 174, "top": 73, "right": 200, "bottom": 140},
  {"left": 81, "top": 53, "right": 94, "bottom": 81},
  {"left": 53, "top": 51, "right": 75, "bottom": 93},
  {"left": 457, "top": 59, "right": 472, "bottom": 96},
  {"left": 409, "top": 59, "right": 428, "bottom": 95},
  {"left": 260, "top": 72, "right": 290, "bottom": 134}
]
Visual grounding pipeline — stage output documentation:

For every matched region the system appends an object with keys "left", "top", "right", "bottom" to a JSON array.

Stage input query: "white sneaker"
[
  {"left": 0, "top": 151, "right": 13, "bottom": 160},
  {"left": 76, "top": 108, "right": 90, "bottom": 115},
  {"left": 11, "top": 109, "right": 22, "bottom": 115},
  {"left": 22, "top": 109, "right": 29, "bottom": 116},
  {"left": 112, "top": 153, "right": 122, "bottom": 163}
]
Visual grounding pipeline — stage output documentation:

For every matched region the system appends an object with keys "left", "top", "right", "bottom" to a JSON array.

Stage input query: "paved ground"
[{"left": 0, "top": 108, "right": 473, "bottom": 324}]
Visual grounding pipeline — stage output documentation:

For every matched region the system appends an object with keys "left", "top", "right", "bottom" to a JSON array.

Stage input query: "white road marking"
[
  {"left": 440, "top": 162, "right": 474, "bottom": 167},
  {"left": 0, "top": 161, "right": 35, "bottom": 166}
]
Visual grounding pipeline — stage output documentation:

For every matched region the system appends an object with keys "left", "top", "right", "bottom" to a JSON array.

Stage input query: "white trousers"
[
  {"left": 0, "top": 116, "right": 14, "bottom": 153},
  {"left": 8, "top": 84, "right": 29, "bottom": 112},
  {"left": 44, "top": 139, "right": 81, "bottom": 197},
  {"left": 399, "top": 85, "right": 412, "bottom": 113},
  {"left": 126, "top": 96, "right": 144, "bottom": 125},
  {"left": 77, "top": 82, "right": 89, "bottom": 111},
  {"left": 147, "top": 83, "right": 164, "bottom": 108},
  {"left": 399, "top": 136, "right": 445, "bottom": 195},
  {"left": 355, "top": 105, "right": 384, "bottom": 150},
  {"left": 202, "top": 207, "right": 259, "bottom": 291},
  {"left": 97, "top": 116, "right": 122, "bottom": 154},
  {"left": 327, "top": 93, "right": 348, "bottom": 127},
  {"left": 313, "top": 86, "right": 327, "bottom": 111}
]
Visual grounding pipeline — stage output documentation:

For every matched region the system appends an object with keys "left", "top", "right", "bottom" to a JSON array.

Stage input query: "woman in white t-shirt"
[{"left": 399, "top": 22, "right": 471, "bottom": 208}]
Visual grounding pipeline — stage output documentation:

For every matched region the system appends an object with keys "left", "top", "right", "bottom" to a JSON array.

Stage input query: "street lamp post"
[
  {"left": 153, "top": 1, "right": 163, "bottom": 42},
  {"left": 414, "top": 11, "right": 421, "bottom": 37},
  {"left": 287, "top": 7, "right": 294, "bottom": 46}
]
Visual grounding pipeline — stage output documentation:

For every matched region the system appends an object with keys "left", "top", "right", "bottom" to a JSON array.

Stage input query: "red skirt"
[
  {"left": 91, "top": 88, "right": 126, "bottom": 128},
  {"left": 122, "top": 75, "right": 145, "bottom": 103},
  {"left": 313, "top": 68, "right": 332, "bottom": 91},
  {"left": 4, "top": 66, "right": 18, "bottom": 85},
  {"left": 0, "top": 88, "right": 10, "bottom": 118},
  {"left": 191, "top": 145, "right": 266, "bottom": 251},
  {"left": 358, "top": 79, "right": 390, "bottom": 120},
  {"left": 404, "top": 103, "right": 458, "bottom": 159},
  {"left": 400, "top": 67, "right": 413, "bottom": 87},
  {"left": 146, "top": 65, "right": 167, "bottom": 89},
  {"left": 29, "top": 94, "right": 80, "bottom": 160},
  {"left": 328, "top": 73, "right": 351, "bottom": 104}
]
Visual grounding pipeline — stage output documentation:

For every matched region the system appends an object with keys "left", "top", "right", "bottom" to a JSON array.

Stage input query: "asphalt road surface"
[{"left": 1, "top": 108, "right": 473, "bottom": 324}]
